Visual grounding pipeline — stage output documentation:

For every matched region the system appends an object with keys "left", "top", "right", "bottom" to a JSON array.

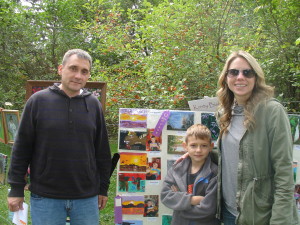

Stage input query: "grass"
[{"left": 0, "top": 141, "right": 118, "bottom": 225}]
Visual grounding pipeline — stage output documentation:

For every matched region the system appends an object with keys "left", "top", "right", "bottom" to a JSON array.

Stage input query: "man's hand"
[
  {"left": 175, "top": 152, "right": 189, "bottom": 164},
  {"left": 7, "top": 197, "right": 24, "bottom": 212},
  {"left": 98, "top": 195, "right": 108, "bottom": 210}
]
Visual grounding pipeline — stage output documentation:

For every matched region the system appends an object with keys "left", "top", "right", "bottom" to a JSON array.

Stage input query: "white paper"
[
  {"left": 188, "top": 97, "right": 218, "bottom": 112},
  {"left": 12, "top": 202, "right": 28, "bottom": 225}
]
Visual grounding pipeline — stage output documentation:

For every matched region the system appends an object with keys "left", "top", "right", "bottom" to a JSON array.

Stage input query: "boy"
[{"left": 161, "top": 124, "right": 220, "bottom": 225}]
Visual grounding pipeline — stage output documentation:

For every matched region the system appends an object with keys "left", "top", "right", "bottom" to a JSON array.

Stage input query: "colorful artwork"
[
  {"left": 162, "top": 215, "right": 172, "bottom": 225},
  {"left": 289, "top": 115, "right": 300, "bottom": 144},
  {"left": 146, "top": 129, "right": 162, "bottom": 151},
  {"left": 122, "top": 196, "right": 145, "bottom": 215},
  {"left": 120, "top": 108, "right": 148, "bottom": 128},
  {"left": 144, "top": 195, "right": 159, "bottom": 217},
  {"left": 167, "top": 135, "right": 186, "bottom": 154},
  {"left": 0, "top": 111, "right": 5, "bottom": 143},
  {"left": 294, "top": 161, "right": 298, "bottom": 183},
  {"left": 119, "top": 130, "right": 147, "bottom": 151},
  {"left": 167, "top": 111, "right": 194, "bottom": 131},
  {"left": 119, "top": 152, "right": 148, "bottom": 172},
  {"left": 117, "top": 220, "right": 143, "bottom": 225},
  {"left": 0, "top": 153, "right": 8, "bottom": 185},
  {"left": 2, "top": 110, "right": 20, "bottom": 144},
  {"left": 118, "top": 173, "right": 146, "bottom": 192},
  {"left": 146, "top": 157, "right": 161, "bottom": 180},
  {"left": 201, "top": 113, "right": 220, "bottom": 140}
]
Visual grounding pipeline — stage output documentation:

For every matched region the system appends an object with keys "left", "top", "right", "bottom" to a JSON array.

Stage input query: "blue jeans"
[
  {"left": 222, "top": 205, "right": 236, "bottom": 225},
  {"left": 30, "top": 193, "right": 99, "bottom": 225}
]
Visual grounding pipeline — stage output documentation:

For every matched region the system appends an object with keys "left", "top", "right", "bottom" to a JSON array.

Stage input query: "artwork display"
[
  {"left": 25, "top": 80, "right": 107, "bottom": 111},
  {"left": 116, "top": 109, "right": 300, "bottom": 223},
  {"left": 2, "top": 110, "right": 20, "bottom": 144},
  {"left": 116, "top": 108, "right": 220, "bottom": 224},
  {"left": 0, "top": 153, "right": 8, "bottom": 185},
  {"left": 0, "top": 109, "right": 6, "bottom": 143}
]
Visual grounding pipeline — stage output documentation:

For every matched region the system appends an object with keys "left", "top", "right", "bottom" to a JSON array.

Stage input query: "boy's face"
[{"left": 184, "top": 136, "right": 213, "bottom": 165}]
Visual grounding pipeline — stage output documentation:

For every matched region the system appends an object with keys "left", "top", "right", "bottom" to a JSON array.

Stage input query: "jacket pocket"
[{"left": 239, "top": 178, "right": 273, "bottom": 224}]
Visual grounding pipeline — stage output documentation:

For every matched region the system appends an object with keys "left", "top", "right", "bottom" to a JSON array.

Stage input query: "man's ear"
[{"left": 58, "top": 65, "right": 63, "bottom": 76}]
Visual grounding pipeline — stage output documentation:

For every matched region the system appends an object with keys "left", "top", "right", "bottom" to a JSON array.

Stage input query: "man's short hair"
[{"left": 62, "top": 49, "right": 92, "bottom": 69}]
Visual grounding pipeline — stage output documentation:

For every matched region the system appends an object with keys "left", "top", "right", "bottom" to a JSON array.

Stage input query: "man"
[{"left": 7, "top": 49, "right": 112, "bottom": 225}]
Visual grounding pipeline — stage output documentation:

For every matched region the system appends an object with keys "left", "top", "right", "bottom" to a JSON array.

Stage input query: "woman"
[{"left": 216, "top": 50, "right": 298, "bottom": 224}]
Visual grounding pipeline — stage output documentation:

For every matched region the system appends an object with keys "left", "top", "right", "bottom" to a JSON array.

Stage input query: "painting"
[
  {"left": 119, "top": 130, "right": 147, "bottom": 151},
  {"left": 2, "top": 110, "right": 20, "bottom": 144},
  {"left": 201, "top": 113, "right": 220, "bottom": 141},
  {"left": 167, "top": 135, "right": 186, "bottom": 155},
  {"left": 119, "top": 152, "right": 148, "bottom": 172},
  {"left": 117, "top": 220, "right": 143, "bottom": 225},
  {"left": 146, "top": 157, "right": 161, "bottom": 180},
  {"left": 162, "top": 215, "right": 172, "bottom": 225},
  {"left": 118, "top": 173, "right": 146, "bottom": 193},
  {"left": 146, "top": 129, "right": 162, "bottom": 152},
  {"left": 121, "top": 195, "right": 145, "bottom": 215},
  {"left": 0, "top": 153, "right": 8, "bottom": 185},
  {"left": 25, "top": 80, "right": 107, "bottom": 111},
  {"left": 289, "top": 115, "right": 300, "bottom": 145},
  {"left": 119, "top": 108, "right": 148, "bottom": 128},
  {"left": 167, "top": 111, "right": 194, "bottom": 131},
  {"left": 0, "top": 108, "right": 6, "bottom": 144},
  {"left": 144, "top": 195, "right": 159, "bottom": 217}
]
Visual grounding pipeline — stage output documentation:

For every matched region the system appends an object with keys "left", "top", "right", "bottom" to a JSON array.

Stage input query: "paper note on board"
[{"left": 188, "top": 97, "right": 218, "bottom": 112}]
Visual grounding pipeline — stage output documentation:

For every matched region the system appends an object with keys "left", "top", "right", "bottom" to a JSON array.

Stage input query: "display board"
[
  {"left": 25, "top": 80, "right": 107, "bottom": 112},
  {"left": 115, "top": 108, "right": 219, "bottom": 225}
]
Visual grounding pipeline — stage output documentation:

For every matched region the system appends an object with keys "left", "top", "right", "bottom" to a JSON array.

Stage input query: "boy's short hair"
[{"left": 185, "top": 124, "right": 212, "bottom": 143}]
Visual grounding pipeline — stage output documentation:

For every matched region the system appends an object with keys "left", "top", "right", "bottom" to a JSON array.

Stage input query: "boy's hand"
[
  {"left": 171, "top": 185, "right": 179, "bottom": 192},
  {"left": 190, "top": 196, "right": 204, "bottom": 205}
]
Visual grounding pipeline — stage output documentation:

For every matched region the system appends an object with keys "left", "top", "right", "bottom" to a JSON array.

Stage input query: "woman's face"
[{"left": 226, "top": 57, "right": 256, "bottom": 105}]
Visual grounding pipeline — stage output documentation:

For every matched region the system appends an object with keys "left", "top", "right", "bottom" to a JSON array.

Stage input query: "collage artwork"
[
  {"left": 115, "top": 108, "right": 300, "bottom": 225},
  {"left": 116, "top": 108, "right": 220, "bottom": 225}
]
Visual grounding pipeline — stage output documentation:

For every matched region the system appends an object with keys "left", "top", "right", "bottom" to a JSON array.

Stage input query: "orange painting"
[{"left": 119, "top": 152, "right": 147, "bottom": 172}]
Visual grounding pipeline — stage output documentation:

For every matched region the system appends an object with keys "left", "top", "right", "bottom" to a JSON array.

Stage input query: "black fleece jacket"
[{"left": 8, "top": 84, "right": 111, "bottom": 199}]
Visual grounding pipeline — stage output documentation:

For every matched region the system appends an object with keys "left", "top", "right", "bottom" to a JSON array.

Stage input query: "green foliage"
[{"left": 0, "top": 0, "right": 299, "bottom": 134}]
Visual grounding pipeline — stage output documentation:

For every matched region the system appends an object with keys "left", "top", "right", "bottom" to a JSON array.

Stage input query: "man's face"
[{"left": 58, "top": 54, "right": 90, "bottom": 97}]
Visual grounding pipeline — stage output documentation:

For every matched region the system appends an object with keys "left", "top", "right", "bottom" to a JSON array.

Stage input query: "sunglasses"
[{"left": 226, "top": 69, "right": 256, "bottom": 78}]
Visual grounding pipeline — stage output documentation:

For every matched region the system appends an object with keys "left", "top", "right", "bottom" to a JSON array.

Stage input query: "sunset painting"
[{"left": 119, "top": 152, "right": 148, "bottom": 172}]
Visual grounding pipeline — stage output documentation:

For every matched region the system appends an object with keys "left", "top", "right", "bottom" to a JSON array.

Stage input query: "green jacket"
[{"left": 215, "top": 99, "right": 299, "bottom": 225}]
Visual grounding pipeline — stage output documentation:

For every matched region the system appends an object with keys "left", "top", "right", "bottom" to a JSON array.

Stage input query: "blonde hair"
[
  {"left": 216, "top": 50, "right": 274, "bottom": 135},
  {"left": 185, "top": 124, "right": 212, "bottom": 143}
]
